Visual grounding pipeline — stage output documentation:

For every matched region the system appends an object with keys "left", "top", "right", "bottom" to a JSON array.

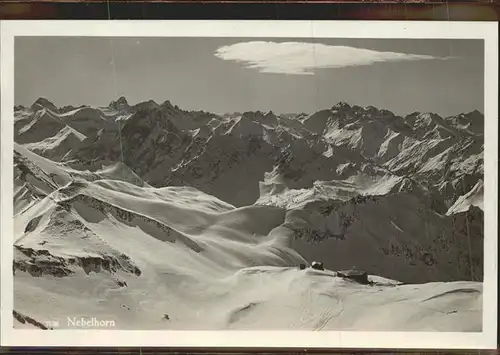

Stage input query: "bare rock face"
[
  {"left": 109, "top": 96, "right": 131, "bottom": 112},
  {"left": 30, "top": 97, "right": 59, "bottom": 113}
]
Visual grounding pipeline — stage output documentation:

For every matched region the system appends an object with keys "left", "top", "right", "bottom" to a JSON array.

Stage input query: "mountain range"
[{"left": 12, "top": 96, "right": 484, "bottom": 331}]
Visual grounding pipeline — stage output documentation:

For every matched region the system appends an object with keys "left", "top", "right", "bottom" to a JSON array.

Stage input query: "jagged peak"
[
  {"left": 160, "top": 100, "right": 174, "bottom": 108},
  {"left": 378, "top": 108, "right": 395, "bottom": 117},
  {"left": 112, "top": 96, "right": 128, "bottom": 104},
  {"left": 242, "top": 110, "right": 264, "bottom": 117},
  {"left": 332, "top": 101, "right": 352, "bottom": 110},
  {"left": 420, "top": 112, "right": 441, "bottom": 118},
  {"left": 160, "top": 100, "right": 187, "bottom": 114},
  {"left": 406, "top": 111, "right": 421, "bottom": 118},
  {"left": 109, "top": 96, "right": 130, "bottom": 110},
  {"left": 31, "top": 97, "right": 58, "bottom": 112},
  {"left": 365, "top": 105, "right": 379, "bottom": 112},
  {"left": 464, "top": 109, "right": 484, "bottom": 118},
  {"left": 33, "top": 97, "right": 55, "bottom": 105},
  {"left": 132, "top": 99, "right": 159, "bottom": 111},
  {"left": 405, "top": 111, "right": 440, "bottom": 123},
  {"left": 223, "top": 112, "right": 241, "bottom": 118},
  {"left": 135, "top": 99, "right": 158, "bottom": 105}
]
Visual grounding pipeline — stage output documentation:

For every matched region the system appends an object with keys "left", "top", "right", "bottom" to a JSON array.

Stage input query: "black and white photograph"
[{"left": 0, "top": 21, "right": 497, "bottom": 349}]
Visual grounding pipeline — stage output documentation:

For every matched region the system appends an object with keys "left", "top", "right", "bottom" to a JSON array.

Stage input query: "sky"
[{"left": 15, "top": 37, "right": 484, "bottom": 117}]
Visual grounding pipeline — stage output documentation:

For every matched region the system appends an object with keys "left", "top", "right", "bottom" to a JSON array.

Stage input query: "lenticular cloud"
[{"left": 214, "top": 41, "right": 444, "bottom": 75}]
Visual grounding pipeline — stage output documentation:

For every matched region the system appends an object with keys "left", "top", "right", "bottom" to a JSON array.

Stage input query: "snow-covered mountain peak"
[
  {"left": 332, "top": 101, "right": 352, "bottom": 110},
  {"left": 132, "top": 99, "right": 159, "bottom": 112},
  {"left": 109, "top": 96, "right": 130, "bottom": 111},
  {"left": 159, "top": 100, "right": 177, "bottom": 111},
  {"left": 30, "top": 97, "right": 58, "bottom": 113}
]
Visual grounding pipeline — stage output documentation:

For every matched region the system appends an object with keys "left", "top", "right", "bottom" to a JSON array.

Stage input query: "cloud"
[{"left": 214, "top": 41, "right": 448, "bottom": 75}]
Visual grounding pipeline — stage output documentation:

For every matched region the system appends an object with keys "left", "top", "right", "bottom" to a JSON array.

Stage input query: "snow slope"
[
  {"left": 446, "top": 180, "right": 484, "bottom": 215},
  {"left": 11, "top": 97, "right": 485, "bottom": 331}
]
